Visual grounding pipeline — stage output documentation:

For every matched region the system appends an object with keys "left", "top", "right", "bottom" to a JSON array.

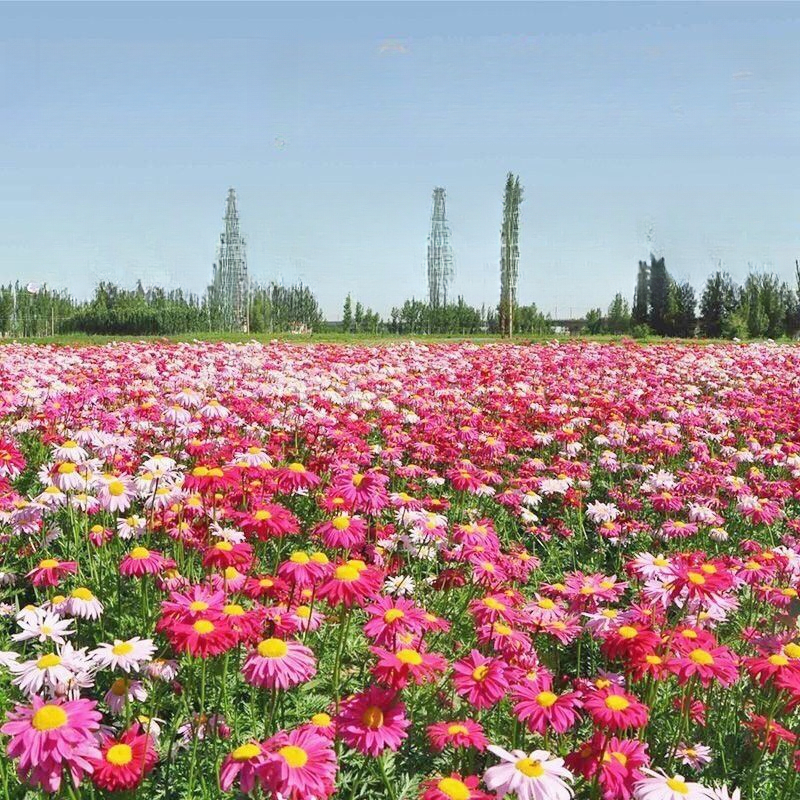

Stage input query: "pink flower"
[
  {"left": 335, "top": 686, "right": 410, "bottom": 757},
  {"left": 259, "top": 726, "right": 338, "bottom": 800},
  {"left": 220, "top": 742, "right": 266, "bottom": 793},
  {"left": 242, "top": 638, "right": 317, "bottom": 690},
  {"left": 452, "top": 650, "right": 509, "bottom": 709},
  {"left": 119, "top": 546, "right": 172, "bottom": 577},
  {"left": 512, "top": 685, "right": 582, "bottom": 735},
  {"left": 2, "top": 696, "right": 102, "bottom": 792}
]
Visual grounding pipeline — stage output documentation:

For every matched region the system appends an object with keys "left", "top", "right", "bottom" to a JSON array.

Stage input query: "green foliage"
[
  {"left": 584, "top": 307, "right": 604, "bottom": 334},
  {"left": 632, "top": 261, "right": 649, "bottom": 325},
  {"left": 606, "top": 293, "right": 632, "bottom": 334},
  {"left": 648, "top": 255, "right": 670, "bottom": 335},
  {"left": 700, "top": 271, "right": 737, "bottom": 338},
  {"left": 499, "top": 172, "right": 523, "bottom": 337}
]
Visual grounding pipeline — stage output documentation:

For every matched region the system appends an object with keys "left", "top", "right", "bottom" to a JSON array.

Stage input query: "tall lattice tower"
[
  {"left": 427, "top": 187, "right": 454, "bottom": 311},
  {"left": 210, "top": 188, "right": 249, "bottom": 332}
]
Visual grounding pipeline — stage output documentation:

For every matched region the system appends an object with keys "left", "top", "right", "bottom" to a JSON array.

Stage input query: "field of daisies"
[{"left": 1, "top": 341, "right": 799, "bottom": 800}]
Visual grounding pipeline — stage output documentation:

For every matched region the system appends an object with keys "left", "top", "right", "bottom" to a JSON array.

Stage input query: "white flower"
[
  {"left": 634, "top": 768, "right": 714, "bottom": 800},
  {"left": 91, "top": 637, "right": 156, "bottom": 673},
  {"left": 484, "top": 746, "right": 574, "bottom": 800},
  {"left": 12, "top": 608, "right": 75, "bottom": 645},
  {"left": 65, "top": 586, "right": 105, "bottom": 620},
  {"left": 586, "top": 501, "right": 619, "bottom": 524},
  {"left": 10, "top": 642, "right": 93, "bottom": 697},
  {"left": 383, "top": 575, "right": 416, "bottom": 597}
]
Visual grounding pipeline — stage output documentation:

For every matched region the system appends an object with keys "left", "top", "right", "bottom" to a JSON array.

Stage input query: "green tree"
[
  {"left": 342, "top": 294, "right": 353, "bottom": 333},
  {"left": 700, "top": 271, "right": 737, "bottom": 338},
  {"left": 632, "top": 261, "right": 649, "bottom": 325},
  {"left": 499, "top": 173, "right": 523, "bottom": 337},
  {"left": 607, "top": 293, "right": 631, "bottom": 334},
  {"left": 648, "top": 255, "right": 670, "bottom": 335}
]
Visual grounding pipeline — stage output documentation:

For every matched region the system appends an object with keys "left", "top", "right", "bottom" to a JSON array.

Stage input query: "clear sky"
[{"left": 1, "top": 2, "right": 798, "bottom": 318}]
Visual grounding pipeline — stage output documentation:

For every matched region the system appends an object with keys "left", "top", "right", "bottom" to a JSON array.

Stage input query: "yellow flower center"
[
  {"left": 58, "top": 462, "right": 76, "bottom": 474},
  {"left": 232, "top": 743, "right": 261, "bottom": 761},
  {"left": 193, "top": 619, "right": 215, "bottom": 634},
  {"left": 472, "top": 665, "right": 489, "bottom": 681},
  {"left": 335, "top": 565, "right": 360, "bottom": 582},
  {"left": 290, "top": 551, "right": 310, "bottom": 564},
  {"left": 38, "top": 559, "right": 59, "bottom": 569},
  {"left": 224, "top": 603, "right": 245, "bottom": 616},
  {"left": 689, "top": 648, "right": 714, "bottom": 665},
  {"left": 536, "top": 691, "right": 558, "bottom": 708},
  {"left": 447, "top": 723, "right": 469, "bottom": 735},
  {"left": 687, "top": 572, "right": 706, "bottom": 585},
  {"left": 331, "top": 515, "right": 351, "bottom": 531},
  {"left": 257, "top": 638, "right": 288, "bottom": 659},
  {"left": 537, "top": 598, "right": 556, "bottom": 610},
  {"left": 214, "top": 541, "right": 233, "bottom": 552},
  {"left": 618, "top": 625, "right": 638, "bottom": 639},
  {"left": 107, "top": 481, "right": 125, "bottom": 497},
  {"left": 493, "top": 622, "right": 512, "bottom": 636},
  {"left": 515, "top": 758, "right": 545, "bottom": 778},
  {"left": 395, "top": 648, "right": 423, "bottom": 665},
  {"left": 32, "top": 704, "right": 68, "bottom": 731},
  {"left": 37, "top": 654, "right": 62, "bottom": 669},
  {"left": 311, "top": 712, "right": 332, "bottom": 727},
  {"left": 310, "top": 552, "right": 328, "bottom": 564},
  {"left": 784, "top": 643, "right": 800, "bottom": 659},
  {"left": 437, "top": 777, "right": 471, "bottom": 800},
  {"left": 666, "top": 777, "right": 690, "bottom": 795},
  {"left": 254, "top": 509, "right": 273, "bottom": 521},
  {"left": 112, "top": 642, "right": 134, "bottom": 656},
  {"left": 384, "top": 609, "right": 405, "bottom": 623},
  {"left": 288, "top": 463, "right": 306, "bottom": 473},
  {"left": 352, "top": 473, "right": 365, "bottom": 487},
  {"left": 769, "top": 654, "right": 789, "bottom": 667},
  {"left": 361, "top": 706, "right": 384, "bottom": 729},
  {"left": 605, "top": 695, "right": 630, "bottom": 711},
  {"left": 130, "top": 547, "right": 150, "bottom": 560},
  {"left": 646, "top": 654, "right": 663, "bottom": 665},
  {"left": 278, "top": 745, "right": 308, "bottom": 768},
  {"left": 106, "top": 743, "right": 133, "bottom": 766}
]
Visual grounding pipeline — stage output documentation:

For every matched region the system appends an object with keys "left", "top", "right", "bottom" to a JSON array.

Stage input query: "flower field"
[{"left": 2, "top": 340, "right": 800, "bottom": 800}]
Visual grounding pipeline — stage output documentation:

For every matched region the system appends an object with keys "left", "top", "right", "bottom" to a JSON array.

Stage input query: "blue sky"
[{"left": 1, "top": 2, "right": 798, "bottom": 318}]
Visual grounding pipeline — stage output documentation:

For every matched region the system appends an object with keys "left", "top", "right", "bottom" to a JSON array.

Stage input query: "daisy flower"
[
  {"left": 27, "top": 558, "right": 77, "bottom": 588},
  {"left": 676, "top": 743, "right": 713, "bottom": 770},
  {"left": 335, "top": 686, "right": 410, "bottom": 757},
  {"left": 242, "top": 638, "right": 317, "bottom": 690},
  {"left": 220, "top": 742, "right": 266, "bottom": 793},
  {"left": 91, "top": 637, "right": 156, "bottom": 673},
  {"left": 452, "top": 650, "right": 509, "bottom": 709},
  {"left": 1, "top": 696, "right": 102, "bottom": 793},
  {"left": 484, "top": 746, "right": 574, "bottom": 800},
  {"left": 584, "top": 686, "right": 649, "bottom": 731},
  {"left": 633, "top": 769, "right": 713, "bottom": 800},
  {"left": 89, "top": 724, "right": 158, "bottom": 791},
  {"left": 260, "top": 726, "right": 337, "bottom": 800},
  {"left": 66, "top": 586, "right": 104, "bottom": 619},
  {"left": 421, "top": 773, "right": 495, "bottom": 800},
  {"left": 12, "top": 607, "right": 75, "bottom": 645},
  {"left": 105, "top": 677, "right": 148, "bottom": 715},
  {"left": 427, "top": 719, "right": 488, "bottom": 752}
]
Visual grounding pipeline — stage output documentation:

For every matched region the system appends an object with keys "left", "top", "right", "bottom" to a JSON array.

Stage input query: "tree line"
[
  {"left": 0, "top": 280, "right": 324, "bottom": 338},
  {"left": 581, "top": 257, "right": 800, "bottom": 339}
]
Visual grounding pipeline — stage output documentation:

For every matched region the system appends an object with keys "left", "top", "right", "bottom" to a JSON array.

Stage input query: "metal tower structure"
[
  {"left": 210, "top": 188, "right": 249, "bottom": 332},
  {"left": 427, "top": 187, "right": 454, "bottom": 311}
]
